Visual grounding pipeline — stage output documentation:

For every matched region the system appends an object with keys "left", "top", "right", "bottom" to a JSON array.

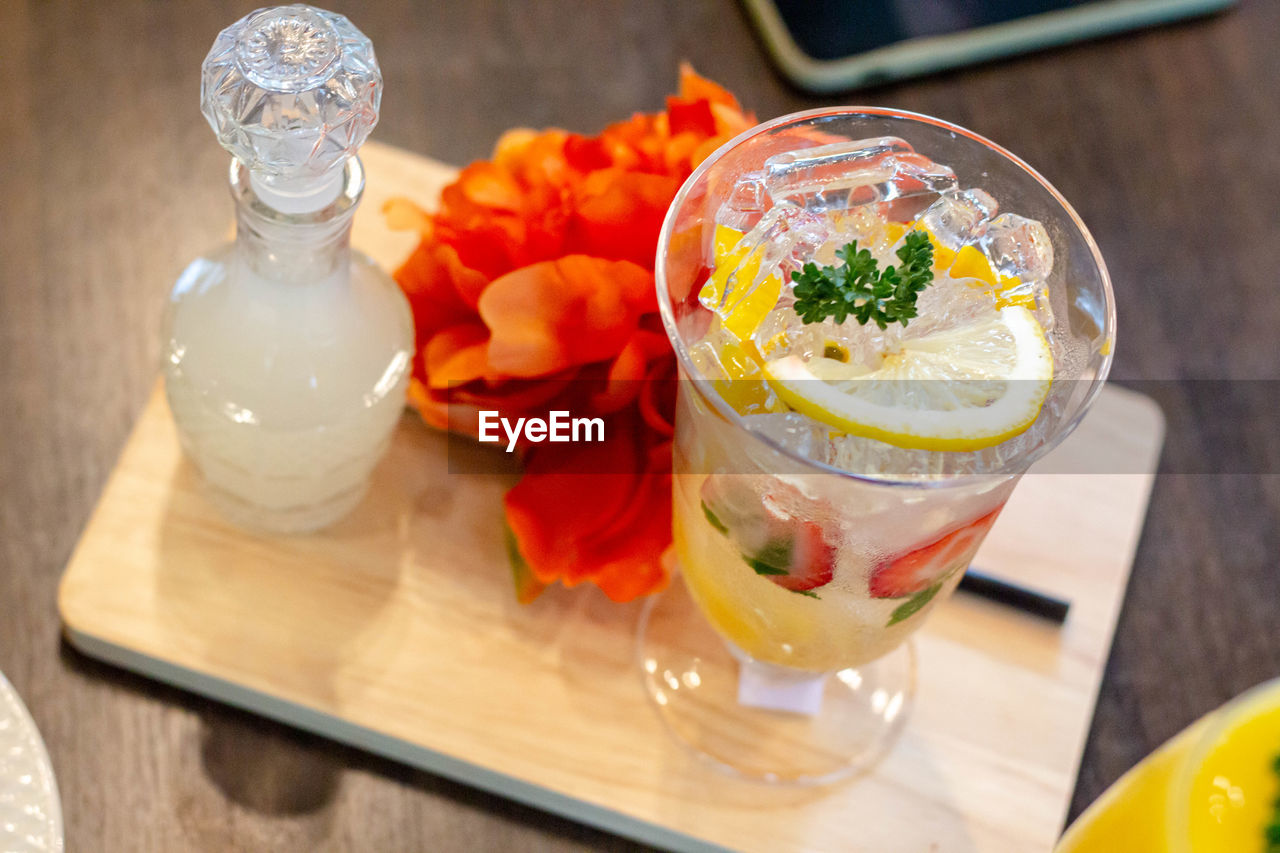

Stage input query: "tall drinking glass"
[{"left": 643, "top": 108, "right": 1115, "bottom": 784}]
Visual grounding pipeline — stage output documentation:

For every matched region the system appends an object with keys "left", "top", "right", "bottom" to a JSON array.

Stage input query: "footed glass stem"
[{"left": 637, "top": 575, "right": 915, "bottom": 785}]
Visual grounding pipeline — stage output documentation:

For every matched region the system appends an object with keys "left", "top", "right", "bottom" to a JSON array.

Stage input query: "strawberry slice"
[
  {"left": 701, "top": 475, "right": 836, "bottom": 596},
  {"left": 744, "top": 519, "right": 835, "bottom": 593},
  {"left": 869, "top": 505, "right": 1004, "bottom": 599}
]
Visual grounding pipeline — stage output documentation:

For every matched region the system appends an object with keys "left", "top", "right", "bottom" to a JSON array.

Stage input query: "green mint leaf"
[
  {"left": 887, "top": 583, "right": 941, "bottom": 626},
  {"left": 745, "top": 538, "right": 793, "bottom": 575},
  {"left": 791, "top": 229, "right": 934, "bottom": 329},
  {"left": 746, "top": 558, "right": 789, "bottom": 576},
  {"left": 701, "top": 500, "right": 728, "bottom": 535},
  {"left": 503, "top": 522, "right": 545, "bottom": 604},
  {"left": 792, "top": 589, "right": 821, "bottom": 599}
]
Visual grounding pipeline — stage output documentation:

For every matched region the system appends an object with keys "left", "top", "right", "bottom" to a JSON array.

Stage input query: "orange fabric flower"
[{"left": 388, "top": 66, "right": 754, "bottom": 602}]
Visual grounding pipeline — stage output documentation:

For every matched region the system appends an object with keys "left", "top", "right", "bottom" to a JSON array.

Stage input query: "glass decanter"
[{"left": 164, "top": 5, "right": 413, "bottom": 533}]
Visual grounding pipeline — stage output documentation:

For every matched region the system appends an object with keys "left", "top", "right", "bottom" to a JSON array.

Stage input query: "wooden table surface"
[{"left": 1, "top": 2, "right": 1277, "bottom": 850}]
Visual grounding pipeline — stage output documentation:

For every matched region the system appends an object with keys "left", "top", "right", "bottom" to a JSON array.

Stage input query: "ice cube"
[
  {"left": 751, "top": 203, "right": 831, "bottom": 278},
  {"left": 878, "top": 153, "right": 959, "bottom": 200},
  {"left": 703, "top": 202, "right": 829, "bottom": 317},
  {"left": 741, "top": 412, "right": 831, "bottom": 461},
  {"left": 749, "top": 306, "right": 803, "bottom": 356},
  {"left": 766, "top": 142, "right": 898, "bottom": 211},
  {"left": 980, "top": 213, "right": 1054, "bottom": 281},
  {"left": 825, "top": 204, "right": 895, "bottom": 262},
  {"left": 715, "top": 171, "right": 768, "bottom": 234},
  {"left": 994, "top": 277, "right": 1056, "bottom": 336},
  {"left": 826, "top": 433, "right": 946, "bottom": 480},
  {"left": 762, "top": 137, "right": 956, "bottom": 213},
  {"left": 687, "top": 338, "right": 730, "bottom": 381},
  {"left": 752, "top": 302, "right": 899, "bottom": 374},
  {"left": 916, "top": 189, "right": 999, "bottom": 249},
  {"left": 906, "top": 272, "right": 1001, "bottom": 338},
  {"left": 765, "top": 137, "right": 914, "bottom": 191}
]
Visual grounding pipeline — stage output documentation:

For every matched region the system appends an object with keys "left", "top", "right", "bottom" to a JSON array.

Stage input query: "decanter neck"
[{"left": 228, "top": 156, "right": 364, "bottom": 283}]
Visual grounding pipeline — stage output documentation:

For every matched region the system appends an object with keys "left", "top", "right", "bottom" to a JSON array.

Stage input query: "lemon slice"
[
  {"left": 699, "top": 224, "right": 783, "bottom": 341},
  {"left": 762, "top": 306, "right": 1053, "bottom": 451}
]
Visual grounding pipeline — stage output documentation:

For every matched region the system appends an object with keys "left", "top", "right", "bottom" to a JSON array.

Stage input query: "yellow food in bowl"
[{"left": 1058, "top": 678, "right": 1280, "bottom": 852}]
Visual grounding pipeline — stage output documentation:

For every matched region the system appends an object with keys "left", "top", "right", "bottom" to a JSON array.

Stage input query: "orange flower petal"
[
  {"left": 479, "top": 256, "right": 655, "bottom": 377},
  {"left": 710, "top": 102, "right": 755, "bottom": 138},
  {"left": 638, "top": 358, "right": 677, "bottom": 438},
  {"left": 383, "top": 197, "right": 433, "bottom": 236},
  {"left": 495, "top": 128, "right": 575, "bottom": 191},
  {"left": 492, "top": 128, "right": 541, "bottom": 166},
  {"left": 504, "top": 409, "right": 673, "bottom": 600},
  {"left": 568, "top": 169, "right": 682, "bottom": 267},
  {"left": 388, "top": 66, "right": 753, "bottom": 602},
  {"left": 679, "top": 62, "right": 743, "bottom": 111},
  {"left": 666, "top": 96, "right": 717, "bottom": 137},
  {"left": 426, "top": 372, "right": 580, "bottom": 442},
  {"left": 564, "top": 133, "right": 613, "bottom": 172},
  {"left": 406, "top": 378, "right": 449, "bottom": 430},
  {"left": 425, "top": 323, "right": 490, "bottom": 389},
  {"left": 588, "top": 548, "right": 670, "bottom": 602},
  {"left": 661, "top": 220, "right": 711, "bottom": 306},
  {"left": 435, "top": 243, "right": 490, "bottom": 309},
  {"left": 662, "top": 131, "right": 705, "bottom": 177},
  {"left": 394, "top": 241, "right": 477, "bottom": 346},
  {"left": 690, "top": 135, "right": 730, "bottom": 171},
  {"left": 505, "top": 458, "right": 640, "bottom": 584},
  {"left": 589, "top": 331, "right": 652, "bottom": 414},
  {"left": 456, "top": 161, "right": 524, "bottom": 212}
]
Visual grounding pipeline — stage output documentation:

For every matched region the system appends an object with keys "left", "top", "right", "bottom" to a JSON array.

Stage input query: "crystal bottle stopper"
[{"left": 200, "top": 4, "right": 381, "bottom": 214}]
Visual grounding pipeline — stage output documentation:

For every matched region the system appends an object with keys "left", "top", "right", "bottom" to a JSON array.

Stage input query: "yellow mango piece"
[
  {"left": 713, "top": 223, "right": 744, "bottom": 265},
  {"left": 710, "top": 338, "right": 775, "bottom": 414},
  {"left": 950, "top": 244, "right": 999, "bottom": 288},
  {"left": 699, "top": 224, "right": 782, "bottom": 341},
  {"left": 760, "top": 331, "right": 790, "bottom": 356},
  {"left": 996, "top": 291, "right": 1037, "bottom": 310},
  {"left": 933, "top": 244, "right": 956, "bottom": 270},
  {"left": 884, "top": 221, "right": 908, "bottom": 244},
  {"left": 715, "top": 334, "right": 785, "bottom": 410},
  {"left": 713, "top": 380, "right": 776, "bottom": 414},
  {"left": 914, "top": 226, "right": 956, "bottom": 270},
  {"left": 718, "top": 339, "right": 760, "bottom": 381},
  {"left": 700, "top": 225, "right": 749, "bottom": 307}
]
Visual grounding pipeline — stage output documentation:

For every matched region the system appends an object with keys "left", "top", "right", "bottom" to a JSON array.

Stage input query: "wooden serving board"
[{"left": 59, "top": 141, "right": 1165, "bottom": 853}]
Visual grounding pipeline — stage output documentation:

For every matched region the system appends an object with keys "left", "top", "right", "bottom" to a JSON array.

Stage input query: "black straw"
[{"left": 959, "top": 568, "right": 1071, "bottom": 624}]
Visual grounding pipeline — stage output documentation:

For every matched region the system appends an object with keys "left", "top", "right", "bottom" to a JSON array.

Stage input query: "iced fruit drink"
[{"left": 660, "top": 116, "right": 1113, "bottom": 673}]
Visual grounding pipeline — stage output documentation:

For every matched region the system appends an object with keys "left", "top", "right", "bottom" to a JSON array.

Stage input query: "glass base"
[{"left": 637, "top": 577, "right": 916, "bottom": 786}]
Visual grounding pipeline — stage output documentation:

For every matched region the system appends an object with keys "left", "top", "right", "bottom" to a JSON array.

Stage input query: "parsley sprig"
[{"left": 791, "top": 230, "right": 935, "bottom": 329}]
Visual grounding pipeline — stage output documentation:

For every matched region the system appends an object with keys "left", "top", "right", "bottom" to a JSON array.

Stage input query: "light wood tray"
[{"left": 59, "top": 142, "right": 1165, "bottom": 853}]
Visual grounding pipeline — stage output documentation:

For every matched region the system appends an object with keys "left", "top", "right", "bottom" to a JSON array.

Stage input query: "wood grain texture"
[
  {"left": 1, "top": 1, "right": 1277, "bottom": 850},
  {"left": 57, "top": 143, "right": 1164, "bottom": 853},
  {"left": 58, "top": 384, "right": 1161, "bottom": 853}
]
